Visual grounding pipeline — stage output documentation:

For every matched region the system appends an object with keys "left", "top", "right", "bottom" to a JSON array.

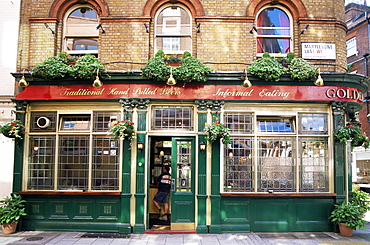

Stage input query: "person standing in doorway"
[{"left": 153, "top": 165, "right": 171, "bottom": 220}]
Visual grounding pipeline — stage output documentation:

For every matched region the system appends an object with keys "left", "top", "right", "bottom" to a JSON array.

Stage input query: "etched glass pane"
[
  {"left": 152, "top": 106, "right": 193, "bottom": 130},
  {"left": 176, "top": 140, "right": 191, "bottom": 191},
  {"left": 257, "top": 137, "right": 295, "bottom": 192},
  {"left": 224, "top": 138, "right": 253, "bottom": 192},
  {"left": 299, "top": 113, "right": 328, "bottom": 134},
  {"left": 299, "top": 138, "right": 329, "bottom": 192}
]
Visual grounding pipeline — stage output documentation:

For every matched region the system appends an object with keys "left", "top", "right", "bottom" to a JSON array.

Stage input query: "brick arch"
[
  {"left": 246, "top": 0, "right": 307, "bottom": 19},
  {"left": 143, "top": 0, "right": 204, "bottom": 18},
  {"left": 49, "top": 0, "right": 109, "bottom": 19}
]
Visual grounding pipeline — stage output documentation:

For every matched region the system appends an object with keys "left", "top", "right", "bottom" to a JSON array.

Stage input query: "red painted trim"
[
  {"left": 49, "top": 0, "right": 109, "bottom": 19},
  {"left": 142, "top": 0, "right": 205, "bottom": 18},
  {"left": 15, "top": 84, "right": 365, "bottom": 104},
  {"left": 246, "top": 0, "right": 307, "bottom": 19}
]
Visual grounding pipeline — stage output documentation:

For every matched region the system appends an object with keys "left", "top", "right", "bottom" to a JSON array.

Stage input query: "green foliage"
[
  {"left": 205, "top": 122, "right": 231, "bottom": 145},
  {"left": 175, "top": 56, "right": 212, "bottom": 83},
  {"left": 248, "top": 57, "right": 287, "bottom": 81},
  {"left": 0, "top": 120, "right": 26, "bottom": 140},
  {"left": 329, "top": 202, "right": 367, "bottom": 230},
  {"left": 334, "top": 124, "right": 370, "bottom": 149},
  {"left": 286, "top": 52, "right": 296, "bottom": 61},
  {"left": 142, "top": 50, "right": 211, "bottom": 83},
  {"left": 288, "top": 58, "right": 318, "bottom": 81},
  {"left": 352, "top": 187, "right": 370, "bottom": 216},
  {"left": 70, "top": 54, "right": 106, "bottom": 80},
  {"left": 262, "top": 52, "right": 271, "bottom": 58},
  {"left": 141, "top": 54, "right": 170, "bottom": 82},
  {"left": 248, "top": 52, "right": 318, "bottom": 82},
  {"left": 109, "top": 119, "right": 135, "bottom": 140},
  {"left": 0, "top": 193, "right": 27, "bottom": 225},
  {"left": 32, "top": 56, "right": 71, "bottom": 79}
]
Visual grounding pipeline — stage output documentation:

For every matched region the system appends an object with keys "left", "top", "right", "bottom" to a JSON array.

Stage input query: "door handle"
[{"left": 171, "top": 179, "right": 175, "bottom": 191}]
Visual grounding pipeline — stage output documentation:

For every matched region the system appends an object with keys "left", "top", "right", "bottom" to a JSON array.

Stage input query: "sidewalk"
[{"left": 1, "top": 226, "right": 370, "bottom": 245}]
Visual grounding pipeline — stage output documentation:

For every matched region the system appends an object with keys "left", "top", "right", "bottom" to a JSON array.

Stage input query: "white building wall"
[{"left": 0, "top": 0, "right": 21, "bottom": 199}]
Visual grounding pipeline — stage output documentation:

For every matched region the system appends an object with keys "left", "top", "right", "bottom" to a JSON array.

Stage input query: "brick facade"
[{"left": 17, "top": 0, "right": 348, "bottom": 74}]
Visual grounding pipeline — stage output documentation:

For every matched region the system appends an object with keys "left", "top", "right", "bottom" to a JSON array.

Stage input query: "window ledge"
[
  {"left": 221, "top": 193, "right": 337, "bottom": 197},
  {"left": 19, "top": 191, "right": 121, "bottom": 196}
]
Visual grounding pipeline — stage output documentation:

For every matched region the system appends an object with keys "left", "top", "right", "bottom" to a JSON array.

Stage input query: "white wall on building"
[
  {"left": 0, "top": 0, "right": 20, "bottom": 199},
  {"left": 0, "top": 136, "right": 14, "bottom": 198},
  {"left": 0, "top": 0, "right": 20, "bottom": 95}
]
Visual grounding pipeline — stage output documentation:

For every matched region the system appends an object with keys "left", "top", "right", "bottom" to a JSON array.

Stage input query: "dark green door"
[{"left": 170, "top": 137, "right": 195, "bottom": 230}]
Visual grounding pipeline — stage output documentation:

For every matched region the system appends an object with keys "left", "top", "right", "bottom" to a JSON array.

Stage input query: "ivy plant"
[
  {"left": 247, "top": 56, "right": 287, "bottom": 82},
  {"left": 70, "top": 54, "right": 105, "bottom": 80},
  {"left": 32, "top": 56, "right": 71, "bottom": 80},
  {"left": 142, "top": 50, "right": 211, "bottom": 83},
  {"left": 288, "top": 58, "right": 318, "bottom": 81}
]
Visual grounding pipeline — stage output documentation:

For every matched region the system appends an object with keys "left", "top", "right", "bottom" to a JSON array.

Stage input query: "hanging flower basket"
[
  {"left": 205, "top": 122, "right": 231, "bottom": 145},
  {"left": 0, "top": 120, "right": 26, "bottom": 140},
  {"left": 109, "top": 119, "right": 135, "bottom": 140},
  {"left": 334, "top": 124, "right": 370, "bottom": 149}
]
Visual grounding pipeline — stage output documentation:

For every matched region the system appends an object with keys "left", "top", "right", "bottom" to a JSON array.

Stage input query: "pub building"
[{"left": 9, "top": 0, "right": 368, "bottom": 234}]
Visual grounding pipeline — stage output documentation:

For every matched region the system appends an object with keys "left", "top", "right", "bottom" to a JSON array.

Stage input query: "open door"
[
  {"left": 170, "top": 137, "right": 195, "bottom": 230},
  {"left": 148, "top": 136, "right": 195, "bottom": 231}
]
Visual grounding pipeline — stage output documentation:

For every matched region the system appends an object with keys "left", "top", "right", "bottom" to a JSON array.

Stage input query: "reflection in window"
[
  {"left": 64, "top": 7, "right": 99, "bottom": 54},
  {"left": 155, "top": 6, "right": 192, "bottom": 54},
  {"left": 299, "top": 113, "right": 328, "bottom": 134},
  {"left": 258, "top": 117, "right": 294, "bottom": 133},
  {"left": 256, "top": 7, "right": 291, "bottom": 54}
]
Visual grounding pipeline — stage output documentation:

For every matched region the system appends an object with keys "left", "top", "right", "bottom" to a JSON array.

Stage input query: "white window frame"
[
  {"left": 154, "top": 4, "right": 192, "bottom": 55},
  {"left": 63, "top": 5, "right": 99, "bottom": 55}
]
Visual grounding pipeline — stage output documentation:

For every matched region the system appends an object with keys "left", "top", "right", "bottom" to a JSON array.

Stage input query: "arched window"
[
  {"left": 256, "top": 6, "right": 292, "bottom": 55},
  {"left": 63, "top": 6, "right": 99, "bottom": 55},
  {"left": 155, "top": 5, "right": 192, "bottom": 54}
]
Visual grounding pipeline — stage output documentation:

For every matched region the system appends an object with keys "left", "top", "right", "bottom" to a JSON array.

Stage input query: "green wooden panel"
[
  {"left": 21, "top": 195, "right": 126, "bottom": 233},
  {"left": 198, "top": 113, "right": 207, "bottom": 133},
  {"left": 72, "top": 200, "right": 94, "bottom": 220},
  {"left": 219, "top": 197, "right": 334, "bottom": 233},
  {"left": 97, "top": 200, "right": 119, "bottom": 220},
  {"left": 137, "top": 112, "right": 147, "bottom": 131}
]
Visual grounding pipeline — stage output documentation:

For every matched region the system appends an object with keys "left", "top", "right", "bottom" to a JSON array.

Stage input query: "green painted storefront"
[{"left": 11, "top": 71, "right": 368, "bottom": 233}]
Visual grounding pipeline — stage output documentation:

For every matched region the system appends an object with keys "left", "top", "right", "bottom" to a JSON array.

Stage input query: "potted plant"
[
  {"left": 329, "top": 202, "right": 367, "bottom": 237},
  {"left": 205, "top": 122, "right": 231, "bottom": 145},
  {"left": 0, "top": 193, "right": 27, "bottom": 234},
  {"left": 334, "top": 124, "right": 370, "bottom": 149},
  {"left": 109, "top": 119, "right": 135, "bottom": 140},
  {"left": 0, "top": 120, "right": 26, "bottom": 140}
]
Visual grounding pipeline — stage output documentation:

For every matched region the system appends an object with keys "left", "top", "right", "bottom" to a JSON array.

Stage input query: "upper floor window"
[
  {"left": 346, "top": 37, "right": 357, "bottom": 57},
  {"left": 64, "top": 6, "right": 99, "bottom": 55},
  {"left": 256, "top": 7, "right": 292, "bottom": 55},
  {"left": 155, "top": 5, "right": 192, "bottom": 55}
]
